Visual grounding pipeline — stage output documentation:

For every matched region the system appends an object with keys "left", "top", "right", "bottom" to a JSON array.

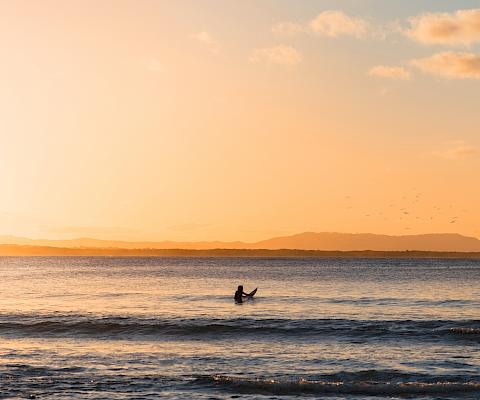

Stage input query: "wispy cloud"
[
  {"left": 271, "top": 22, "right": 305, "bottom": 35},
  {"left": 249, "top": 45, "right": 302, "bottom": 66},
  {"left": 310, "top": 10, "right": 370, "bottom": 38},
  {"left": 405, "top": 9, "right": 480, "bottom": 46},
  {"left": 191, "top": 31, "right": 220, "bottom": 53},
  {"left": 271, "top": 10, "right": 371, "bottom": 40},
  {"left": 411, "top": 52, "right": 480, "bottom": 79},
  {"left": 369, "top": 65, "right": 411, "bottom": 80},
  {"left": 433, "top": 141, "right": 478, "bottom": 159}
]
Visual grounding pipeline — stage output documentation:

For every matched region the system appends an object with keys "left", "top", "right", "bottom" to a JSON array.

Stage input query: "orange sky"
[{"left": 0, "top": 1, "right": 479, "bottom": 242}]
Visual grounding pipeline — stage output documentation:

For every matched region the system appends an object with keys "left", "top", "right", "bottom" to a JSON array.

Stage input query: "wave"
[
  {"left": 3, "top": 364, "right": 479, "bottom": 398},
  {"left": 0, "top": 314, "right": 478, "bottom": 341},
  {"left": 327, "top": 297, "right": 480, "bottom": 307},
  {"left": 195, "top": 371, "right": 480, "bottom": 396},
  {"left": 449, "top": 327, "right": 480, "bottom": 335}
]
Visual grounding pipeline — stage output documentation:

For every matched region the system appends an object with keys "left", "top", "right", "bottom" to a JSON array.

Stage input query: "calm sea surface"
[{"left": 0, "top": 256, "right": 479, "bottom": 399}]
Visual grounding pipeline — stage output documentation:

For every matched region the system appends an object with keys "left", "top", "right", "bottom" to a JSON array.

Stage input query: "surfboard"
[{"left": 235, "top": 288, "right": 258, "bottom": 303}]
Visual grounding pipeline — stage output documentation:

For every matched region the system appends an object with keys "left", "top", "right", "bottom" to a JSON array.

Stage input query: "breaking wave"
[
  {"left": 195, "top": 371, "right": 480, "bottom": 396},
  {"left": 0, "top": 314, "right": 478, "bottom": 342}
]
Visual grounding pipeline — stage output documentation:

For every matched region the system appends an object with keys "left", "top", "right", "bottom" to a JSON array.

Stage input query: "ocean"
[{"left": 0, "top": 256, "right": 479, "bottom": 399}]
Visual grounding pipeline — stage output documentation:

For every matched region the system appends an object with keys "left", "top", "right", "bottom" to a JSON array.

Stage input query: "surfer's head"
[{"left": 238, "top": 285, "right": 243, "bottom": 292}]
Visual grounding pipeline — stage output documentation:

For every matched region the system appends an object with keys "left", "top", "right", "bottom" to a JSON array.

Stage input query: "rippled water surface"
[{"left": 0, "top": 256, "right": 479, "bottom": 399}]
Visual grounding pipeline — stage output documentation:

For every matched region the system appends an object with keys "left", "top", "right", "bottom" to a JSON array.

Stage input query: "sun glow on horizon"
[{"left": 0, "top": 0, "right": 479, "bottom": 243}]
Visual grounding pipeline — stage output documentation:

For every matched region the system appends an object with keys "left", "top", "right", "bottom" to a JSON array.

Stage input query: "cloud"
[
  {"left": 369, "top": 65, "right": 411, "bottom": 80},
  {"left": 310, "top": 10, "right": 370, "bottom": 38},
  {"left": 191, "top": 31, "right": 220, "bottom": 53},
  {"left": 272, "top": 22, "right": 305, "bottom": 35},
  {"left": 433, "top": 141, "right": 478, "bottom": 159},
  {"left": 249, "top": 45, "right": 302, "bottom": 66},
  {"left": 406, "top": 9, "right": 480, "bottom": 46},
  {"left": 411, "top": 52, "right": 480, "bottom": 79}
]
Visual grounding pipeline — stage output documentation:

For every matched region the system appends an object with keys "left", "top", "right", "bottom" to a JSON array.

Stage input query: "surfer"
[{"left": 234, "top": 285, "right": 248, "bottom": 304}]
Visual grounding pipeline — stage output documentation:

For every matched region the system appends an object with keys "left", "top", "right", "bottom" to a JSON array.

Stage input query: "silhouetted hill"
[
  {"left": 0, "top": 232, "right": 480, "bottom": 252},
  {"left": 252, "top": 232, "right": 480, "bottom": 252},
  {"left": 0, "top": 235, "right": 246, "bottom": 250}
]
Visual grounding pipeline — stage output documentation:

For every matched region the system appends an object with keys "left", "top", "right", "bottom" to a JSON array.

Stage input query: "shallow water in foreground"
[{"left": 0, "top": 256, "right": 479, "bottom": 399}]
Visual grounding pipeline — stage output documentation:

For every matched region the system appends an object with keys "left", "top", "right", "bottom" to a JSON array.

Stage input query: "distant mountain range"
[{"left": 1, "top": 232, "right": 480, "bottom": 252}]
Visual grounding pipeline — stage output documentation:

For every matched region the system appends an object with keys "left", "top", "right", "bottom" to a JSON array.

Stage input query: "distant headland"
[
  {"left": 1, "top": 232, "right": 480, "bottom": 257},
  {"left": 1, "top": 245, "right": 480, "bottom": 258}
]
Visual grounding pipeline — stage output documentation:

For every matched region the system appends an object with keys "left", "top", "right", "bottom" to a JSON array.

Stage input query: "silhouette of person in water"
[{"left": 234, "top": 285, "right": 248, "bottom": 304}]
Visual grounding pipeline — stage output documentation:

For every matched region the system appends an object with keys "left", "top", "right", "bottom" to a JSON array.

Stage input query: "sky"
[{"left": 0, "top": 0, "right": 479, "bottom": 242}]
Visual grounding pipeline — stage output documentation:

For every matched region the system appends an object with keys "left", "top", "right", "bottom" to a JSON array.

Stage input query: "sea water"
[{"left": 0, "top": 256, "right": 479, "bottom": 399}]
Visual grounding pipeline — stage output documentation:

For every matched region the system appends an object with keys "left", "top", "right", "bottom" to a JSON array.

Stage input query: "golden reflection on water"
[{"left": 0, "top": 257, "right": 479, "bottom": 320}]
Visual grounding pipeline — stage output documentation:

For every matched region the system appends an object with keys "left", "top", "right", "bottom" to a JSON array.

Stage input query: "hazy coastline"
[{"left": 2, "top": 244, "right": 480, "bottom": 258}]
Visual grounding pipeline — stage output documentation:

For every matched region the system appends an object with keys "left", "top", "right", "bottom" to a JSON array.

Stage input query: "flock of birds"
[{"left": 343, "top": 191, "right": 468, "bottom": 231}]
